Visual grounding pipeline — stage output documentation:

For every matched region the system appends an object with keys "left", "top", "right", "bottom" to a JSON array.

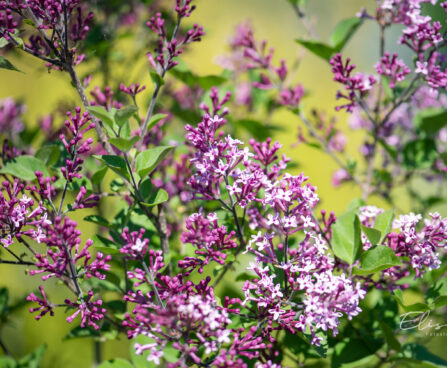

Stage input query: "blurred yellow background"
[{"left": 0, "top": 0, "right": 411, "bottom": 366}]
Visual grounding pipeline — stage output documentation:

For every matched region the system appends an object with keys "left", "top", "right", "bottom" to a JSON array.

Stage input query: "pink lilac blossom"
[
  {"left": 0, "top": 98, "right": 25, "bottom": 135},
  {"left": 330, "top": 53, "right": 377, "bottom": 112},
  {"left": 375, "top": 52, "right": 411, "bottom": 88},
  {"left": 0, "top": 180, "right": 50, "bottom": 248}
]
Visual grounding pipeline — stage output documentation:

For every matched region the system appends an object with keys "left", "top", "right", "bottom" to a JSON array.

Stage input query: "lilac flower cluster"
[
  {"left": 0, "top": 0, "right": 93, "bottom": 68},
  {"left": 179, "top": 211, "right": 237, "bottom": 275},
  {"left": 330, "top": 53, "right": 377, "bottom": 112},
  {"left": 146, "top": 2, "right": 204, "bottom": 75},
  {"left": 0, "top": 180, "right": 49, "bottom": 247},
  {"left": 358, "top": 206, "right": 447, "bottom": 287},
  {"left": 220, "top": 22, "right": 304, "bottom": 108},
  {"left": 375, "top": 52, "right": 411, "bottom": 88},
  {"left": 0, "top": 98, "right": 25, "bottom": 136}
]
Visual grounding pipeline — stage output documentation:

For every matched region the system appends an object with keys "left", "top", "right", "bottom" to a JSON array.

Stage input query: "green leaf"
[
  {"left": 295, "top": 39, "right": 335, "bottom": 61},
  {"left": 97, "top": 359, "right": 134, "bottom": 368},
  {"left": 150, "top": 69, "right": 164, "bottom": 86},
  {"left": 94, "top": 155, "right": 129, "bottom": 179},
  {"left": 17, "top": 345, "right": 46, "bottom": 368},
  {"left": 84, "top": 215, "right": 111, "bottom": 228},
  {"left": 402, "top": 138, "right": 437, "bottom": 169},
  {"left": 359, "top": 245, "right": 401, "bottom": 273},
  {"left": 414, "top": 108, "right": 447, "bottom": 135},
  {"left": 91, "top": 166, "right": 108, "bottom": 185},
  {"left": 346, "top": 198, "right": 365, "bottom": 212},
  {"left": 394, "top": 289, "right": 430, "bottom": 312},
  {"left": 87, "top": 106, "right": 115, "bottom": 128},
  {"left": 374, "top": 210, "right": 395, "bottom": 243},
  {"left": 64, "top": 325, "right": 100, "bottom": 340},
  {"left": 0, "top": 155, "right": 49, "bottom": 181},
  {"left": 0, "top": 356, "right": 16, "bottom": 368},
  {"left": 332, "top": 211, "right": 362, "bottom": 264},
  {"left": 141, "top": 188, "right": 168, "bottom": 207},
  {"left": 135, "top": 146, "right": 175, "bottom": 177},
  {"left": 139, "top": 178, "right": 153, "bottom": 200},
  {"left": 432, "top": 295, "right": 447, "bottom": 309},
  {"left": 332, "top": 338, "right": 379, "bottom": 368},
  {"left": 378, "top": 320, "right": 401, "bottom": 352},
  {"left": 109, "top": 136, "right": 139, "bottom": 152},
  {"left": 35, "top": 145, "right": 60, "bottom": 167},
  {"left": 361, "top": 225, "right": 381, "bottom": 245},
  {"left": 115, "top": 105, "right": 138, "bottom": 127},
  {"left": 0, "top": 55, "right": 22, "bottom": 73},
  {"left": 147, "top": 113, "right": 168, "bottom": 133},
  {"left": 170, "top": 68, "right": 227, "bottom": 90},
  {"left": 329, "top": 17, "right": 363, "bottom": 51},
  {"left": 398, "top": 344, "right": 447, "bottom": 368}
]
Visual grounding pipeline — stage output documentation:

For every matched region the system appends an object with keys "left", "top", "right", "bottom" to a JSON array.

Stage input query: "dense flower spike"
[
  {"left": 65, "top": 291, "right": 106, "bottom": 330},
  {"left": 375, "top": 52, "right": 411, "bottom": 88}
]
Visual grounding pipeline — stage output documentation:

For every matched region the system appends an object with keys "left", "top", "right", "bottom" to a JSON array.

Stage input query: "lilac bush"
[{"left": 1, "top": 0, "right": 447, "bottom": 367}]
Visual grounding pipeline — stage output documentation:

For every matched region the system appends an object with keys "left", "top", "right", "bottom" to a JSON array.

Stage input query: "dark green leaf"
[
  {"left": 109, "top": 136, "right": 139, "bottom": 152},
  {"left": 0, "top": 155, "right": 49, "bottom": 181},
  {"left": 398, "top": 344, "right": 447, "bottom": 368},
  {"left": 135, "top": 146, "right": 175, "bottom": 177},
  {"left": 414, "top": 108, "right": 447, "bottom": 135},
  {"left": 433, "top": 295, "right": 447, "bottom": 309},
  {"left": 332, "top": 211, "right": 362, "bottom": 264},
  {"left": 84, "top": 215, "right": 111, "bottom": 228},
  {"left": 139, "top": 178, "right": 153, "bottom": 201},
  {"left": 402, "top": 139, "right": 437, "bottom": 169},
  {"left": 359, "top": 245, "right": 401, "bottom": 273},
  {"left": 332, "top": 339, "right": 378, "bottom": 368},
  {"left": 94, "top": 155, "right": 129, "bottom": 179},
  {"left": 0, "top": 55, "right": 22, "bottom": 72},
  {"left": 394, "top": 289, "right": 430, "bottom": 312},
  {"left": 64, "top": 325, "right": 100, "bottom": 340},
  {"left": 329, "top": 17, "right": 363, "bottom": 51},
  {"left": 295, "top": 39, "right": 335, "bottom": 61},
  {"left": 378, "top": 320, "right": 401, "bottom": 352}
]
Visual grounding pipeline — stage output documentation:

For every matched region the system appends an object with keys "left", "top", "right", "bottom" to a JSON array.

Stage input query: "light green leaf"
[
  {"left": 115, "top": 105, "right": 138, "bottom": 127},
  {"left": 330, "top": 17, "right": 363, "bottom": 51},
  {"left": 140, "top": 188, "right": 168, "bottom": 207},
  {"left": 147, "top": 113, "right": 168, "bottom": 133},
  {"left": 135, "top": 146, "right": 175, "bottom": 177},
  {"left": 35, "top": 145, "right": 60, "bottom": 167},
  {"left": 361, "top": 225, "right": 381, "bottom": 245},
  {"left": 394, "top": 289, "right": 430, "bottom": 312},
  {"left": 0, "top": 155, "right": 49, "bottom": 181},
  {"left": 87, "top": 106, "right": 115, "bottom": 128},
  {"left": 374, "top": 210, "right": 395, "bottom": 243},
  {"left": 109, "top": 136, "right": 139, "bottom": 152},
  {"left": 97, "top": 359, "right": 134, "bottom": 368},
  {"left": 150, "top": 69, "right": 164, "bottom": 86},
  {"left": 359, "top": 245, "right": 401, "bottom": 273},
  {"left": 332, "top": 211, "right": 362, "bottom": 264},
  {"left": 91, "top": 166, "right": 108, "bottom": 185}
]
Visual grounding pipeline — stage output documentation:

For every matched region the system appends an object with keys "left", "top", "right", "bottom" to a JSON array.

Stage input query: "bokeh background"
[{"left": 0, "top": 0, "right": 440, "bottom": 366}]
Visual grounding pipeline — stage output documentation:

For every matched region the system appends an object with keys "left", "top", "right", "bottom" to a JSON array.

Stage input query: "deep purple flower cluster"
[{"left": 179, "top": 211, "right": 237, "bottom": 275}]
